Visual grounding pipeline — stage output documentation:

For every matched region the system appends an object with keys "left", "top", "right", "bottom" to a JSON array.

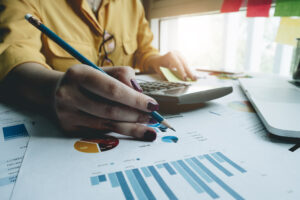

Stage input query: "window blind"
[{"left": 143, "top": 0, "right": 224, "bottom": 19}]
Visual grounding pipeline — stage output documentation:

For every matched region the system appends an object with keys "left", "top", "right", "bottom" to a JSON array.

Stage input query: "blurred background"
[{"left": 142, "top": 0, "right": 300, "bottom": 77}]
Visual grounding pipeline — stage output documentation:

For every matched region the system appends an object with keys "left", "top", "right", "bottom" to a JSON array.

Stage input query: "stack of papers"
[{"left": 1, "top": 77, "right": 299, "bottom": 200}]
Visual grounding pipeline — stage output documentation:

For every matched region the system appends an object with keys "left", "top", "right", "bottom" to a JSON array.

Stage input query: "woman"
[{"left": 0, "top": 0, "right": 195, "bottom": 141}]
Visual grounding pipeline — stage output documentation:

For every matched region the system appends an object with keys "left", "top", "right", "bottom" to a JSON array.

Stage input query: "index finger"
[
  {"left": 176, "top": 53, "right": 196, "bottom": 81},
  {"left": 169, "top": 55, "right": 187, "bottom": 80},
  {"left": 76, "top": 66, "right": 159, "bottom": 113}
]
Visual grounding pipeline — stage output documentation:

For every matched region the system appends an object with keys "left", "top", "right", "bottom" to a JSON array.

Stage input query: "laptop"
[{"left": 239, "top": 77, "right": 300, "bottom": 138}]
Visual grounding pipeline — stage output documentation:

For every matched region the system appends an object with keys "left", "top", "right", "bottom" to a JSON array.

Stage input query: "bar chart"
[
  {"left": 90, "top": 152, "right": 246, "bottom": 200},
  {"left": 2, "top": 124, "right": 28, "bottom": 141}
]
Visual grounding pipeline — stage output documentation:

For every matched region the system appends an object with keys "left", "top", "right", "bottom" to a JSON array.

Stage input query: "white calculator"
[{"left": 139, "top": 81, "right": 232, "bottom": 105}]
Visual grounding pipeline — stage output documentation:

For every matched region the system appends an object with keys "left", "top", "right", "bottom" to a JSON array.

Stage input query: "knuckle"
[
  {"left": 104, "top": 105, "right": 116, "bottom": 119},
  {"left": 65, "top": 65, "right": 82, "bottom": 80},
  {"left": 108, "top": 83, "right": 121, "bottom": 99},
  {"left": 134, "top": 93, "right": 145, "bottom": 108},
  {"left": 87, "top": 119, "right": 101, "bottom": 130},
  {"left": 137, "top": 113, "right": 149, "bottom": 122},
  {"left": 115, "top": 66, "right": 134, "bottom": 78},
  {"left": 55, "top": 86, "right": 73, "bottom": 106},
  {"left": 103, "top": 120, "right": 117, "bottom": 131},
  {"left": 55, "top": 86, "right": 67, "bottom": 100},
  {"left": 118, "top": 66, "right": 130, "bottom": 73},
  {"left": 167, "top": 51, "right": 175, "bottom": 58},
  {"left": 122, "top": 66, "right": 134, "bottom": 74}
]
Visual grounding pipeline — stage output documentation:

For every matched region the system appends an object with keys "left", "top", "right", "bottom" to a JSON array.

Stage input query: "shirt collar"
[
  {"left": 69, "top": 0, "right": 116, "bottom": 34},
  {"left": 76, "top": 0, "right": 114, "bottom": 8}
]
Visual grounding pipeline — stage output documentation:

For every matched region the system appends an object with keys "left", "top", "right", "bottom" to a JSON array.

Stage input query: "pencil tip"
[{"left": 160, "top": 120, "right": 175, "bottom": 132}]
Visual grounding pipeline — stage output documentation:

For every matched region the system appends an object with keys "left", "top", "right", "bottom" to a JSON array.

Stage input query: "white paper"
[
  {"left": 0, "top": 105, "right": 37, "bottom": 200},
  {"left": 9, "top": 79, "right": 300, "bottom": 200}
]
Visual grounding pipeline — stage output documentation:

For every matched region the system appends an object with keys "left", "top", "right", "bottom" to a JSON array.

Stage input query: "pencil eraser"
[{"left": 25, "top": 14, "right": 32, "bottom": 20}]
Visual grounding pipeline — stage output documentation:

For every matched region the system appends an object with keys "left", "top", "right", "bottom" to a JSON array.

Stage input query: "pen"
[
  {"left": 25, "top": 14, "right": 175, "bottom": 132},
  {"left": 196, "top": 68, "right": 237, "bottom": 75}
]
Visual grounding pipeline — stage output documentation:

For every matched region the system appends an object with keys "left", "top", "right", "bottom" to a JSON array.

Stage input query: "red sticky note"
[
  {"left": 221, "top": 0, "right": 243, "bottom": 13},
  {"left": 247, "top": 0, "right": 272, "bottom": 17}
]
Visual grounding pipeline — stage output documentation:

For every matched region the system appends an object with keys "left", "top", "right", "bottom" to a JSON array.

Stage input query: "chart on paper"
[
  {"left": 1, "top": 124, "right": 29, "bottom": 141},
  {"left": 90, "top": 152, "right": 246, "bottom": 200},
  {"left": 0, "top": 124, "right": 29, "bottom": 187},
  {"left": 74, "top": 136, "right": 119, "bottom": 153},
  {"left": 0, "top": 123, "right": 31, "bottom": 200}
]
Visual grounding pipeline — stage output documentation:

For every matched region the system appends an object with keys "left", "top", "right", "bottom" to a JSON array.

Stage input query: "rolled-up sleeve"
[
  {"left": 134, "top": 0, "right": 159, "bottom": 72},
  {"left": 0, "top": 0, "right": 51, "bottom": 81}
]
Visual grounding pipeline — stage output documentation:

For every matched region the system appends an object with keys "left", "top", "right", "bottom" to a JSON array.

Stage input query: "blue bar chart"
[
  {"left": 91, "top": 152, "right": 246, "bottom": 200},
  {"left": 2, "top": 124, "right": 28, "bottom": 141}
]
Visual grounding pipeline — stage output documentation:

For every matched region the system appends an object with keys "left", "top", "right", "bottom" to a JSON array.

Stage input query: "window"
[{"left": 155, "top": 8, "right": 295, "bottom": 76}]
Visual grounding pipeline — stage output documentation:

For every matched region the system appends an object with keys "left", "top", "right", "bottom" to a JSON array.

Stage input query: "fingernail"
[
  {"left": 149, "top": 118, "right": 157, "bottom": 124},
  {"left": 184, "top": 76, "right": 188, "bottom": 81},
  {"left": 143, "top": 130, "right": 157, "bottom": 141},
  {"left": 130, "top": 79, "right": 143, "bottom": 93},
  {"left": 147, "top": 101, "right": 159, "bottom": 111}
]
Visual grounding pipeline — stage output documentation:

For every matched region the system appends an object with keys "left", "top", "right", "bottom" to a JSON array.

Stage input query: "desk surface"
[{"left": 1, "top": 74, "right": 300, "bottom": 200}]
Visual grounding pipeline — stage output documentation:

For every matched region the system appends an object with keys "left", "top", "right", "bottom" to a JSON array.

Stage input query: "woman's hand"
[
  {"left": 54, "top": 64, "right": 158, "bottom": 141},
  {"left": 145, "top": 51, "right": 197, "bottom": 81},
  {"left": 3, "top": 63, "right": 158, "bottom": 141}
]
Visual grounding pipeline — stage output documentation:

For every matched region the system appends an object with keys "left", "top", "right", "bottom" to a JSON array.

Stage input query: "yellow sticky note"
[
  {"left": 159, "top": 67, "right": 182, "bottom": 82},
  {"left": 159, "top": 67, "right": 195, "bottom": 82},
  {"left": 276, "top": 18, "right": 300, "bottom": 46}
]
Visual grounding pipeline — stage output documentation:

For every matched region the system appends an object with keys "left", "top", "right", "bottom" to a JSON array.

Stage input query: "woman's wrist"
[
  {"left": 2, "top": 63, "right": 63, "bottom": 112},
  {"left": 143, "top": 54, "right": 162, "bottom": 73}
]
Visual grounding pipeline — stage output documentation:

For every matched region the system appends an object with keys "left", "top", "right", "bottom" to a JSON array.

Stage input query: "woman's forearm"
[
  {"left": 0, "top": 63, "right": 158, "bottom": 140},
  {"left": 1, "top": 63, "right": 62, "bottom": 108}
]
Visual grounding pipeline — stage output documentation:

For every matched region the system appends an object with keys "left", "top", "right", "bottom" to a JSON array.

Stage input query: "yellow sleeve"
[
  {"left": 134, "top": 0, "right": 159, "bottom": 72},
  {"left": 0, "top": 0, "right": 51, "bottom": 81}
]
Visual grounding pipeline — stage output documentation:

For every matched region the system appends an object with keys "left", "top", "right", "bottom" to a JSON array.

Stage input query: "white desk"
[{"left": 1, "top": 74, "right": 299, "bottom": 200}]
